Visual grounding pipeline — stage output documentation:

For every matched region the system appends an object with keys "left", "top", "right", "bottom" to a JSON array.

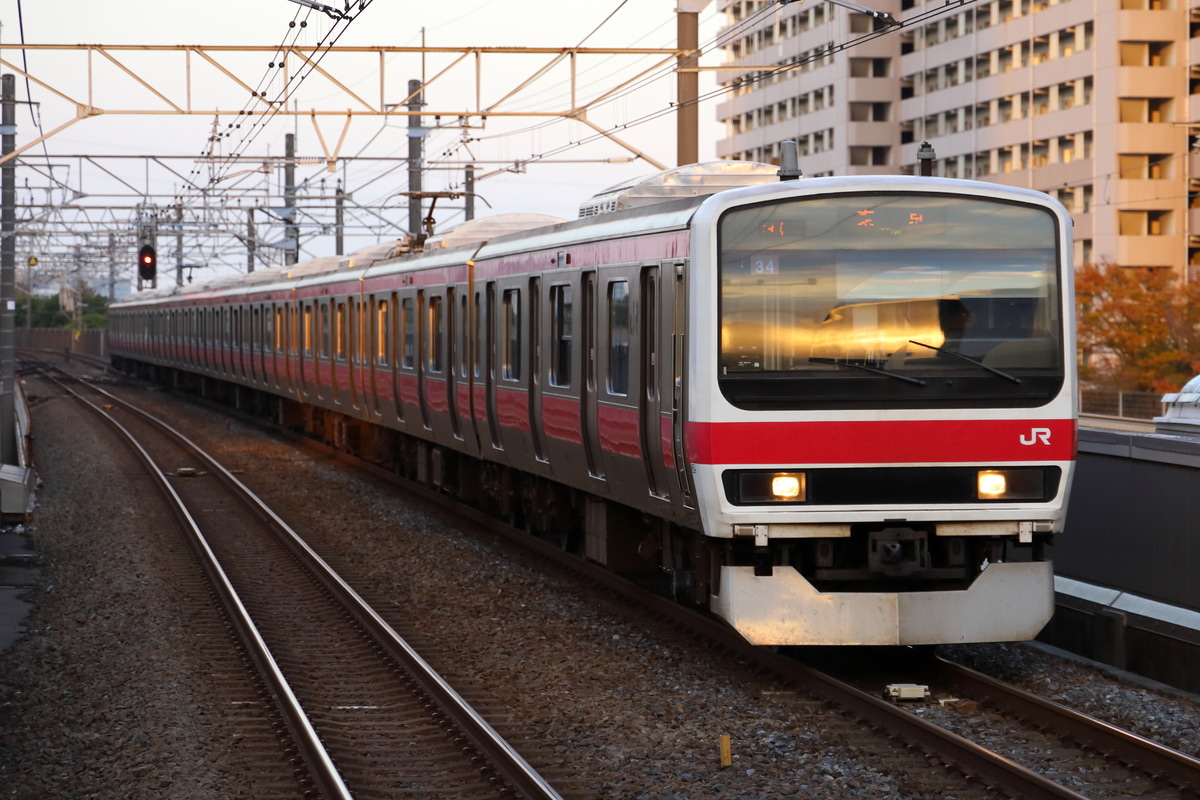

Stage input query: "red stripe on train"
[{"left": 685, "top": 419, "right": 1077, "bottom": 465}]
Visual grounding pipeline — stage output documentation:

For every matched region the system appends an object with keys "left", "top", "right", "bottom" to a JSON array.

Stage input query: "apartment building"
[{"left": 716, "top": 0, "right": 1199, "bottom": 276}]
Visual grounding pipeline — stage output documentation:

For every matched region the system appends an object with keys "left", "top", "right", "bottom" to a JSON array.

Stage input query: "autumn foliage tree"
[{"left": 1075, "top": 260, "right": 1200, "bottom": 392}]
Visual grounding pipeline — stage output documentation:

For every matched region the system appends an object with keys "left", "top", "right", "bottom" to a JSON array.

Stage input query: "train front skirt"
[{"left": 715, "top": 561, "right": 1055, "bottom": 646}]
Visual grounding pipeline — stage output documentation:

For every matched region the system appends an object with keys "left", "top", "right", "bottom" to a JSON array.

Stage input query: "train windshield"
[{"left": 718, "top": 192, "right": 1064, "bottom": 409}]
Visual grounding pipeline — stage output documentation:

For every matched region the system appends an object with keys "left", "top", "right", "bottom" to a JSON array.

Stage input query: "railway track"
[
  {"left": 931, "top": 657, "right": 1200, "bottom": 797},
  {"left": 289, "top": 417, "right": 1200, "bottom": 800},
  {"left": 38, "top": 353, "right": 1200, "bottom": 798},
  {"left": 37, "top": 362, "right": 563, "bottom": 800}
]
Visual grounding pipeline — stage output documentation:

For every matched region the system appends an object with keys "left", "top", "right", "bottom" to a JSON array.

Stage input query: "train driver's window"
[
  {"left": 550, "top": 284, "right": 572, "bottom": 388},
  {"left": 503, "top": 288, "right": 521, "bottom": 380},
  {"left": 608, "top": 281, "right": 630, "bottom": 395}
]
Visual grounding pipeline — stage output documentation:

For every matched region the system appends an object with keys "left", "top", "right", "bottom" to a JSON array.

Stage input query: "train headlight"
[
  {"left": 976, "top": 469, "right": 1045, "bottom": 500},
  {"left": 772, "top": 475, "right": 803, "bottom": 499},
  {"left": 726, "top": 471, "right": 807, "bottom": 504}
]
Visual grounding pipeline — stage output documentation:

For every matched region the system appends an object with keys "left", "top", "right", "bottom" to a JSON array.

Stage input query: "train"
[{"left": 109, "top": 160, "right": 1077, "bottom": 646}]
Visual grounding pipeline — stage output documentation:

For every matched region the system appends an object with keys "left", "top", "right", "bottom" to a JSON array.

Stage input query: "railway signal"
[{"left": 138, "top": 244, "right": 157, "bottom": 282}]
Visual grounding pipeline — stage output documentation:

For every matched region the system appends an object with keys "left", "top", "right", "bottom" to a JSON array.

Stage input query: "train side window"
[
  {"left": 550, "top": 284, "right": 572, "bottom": 388},
  {"left": 459, "top": 293, "right": 469, "bottom": 378},
  {"left": 503, "top": 288, "right": 521, "bottom": 380},
  {"left": 319, "top": 303, "right": 331, "bottom": 359},
  {"left": 303, "top": 304, "right": 313, "bottom": 357},
  {"left": 428, "top": 295, "right": 444, "bottom": 373},
  {"left": 401, "top": 297, "right": 416, "bottom": 369},
  {"left": 608, "top": 280, "right": 630, "bottom": 395},
  {"left": 336, "top": 301, "right": 347, "bottom": 361},
  {"left": 275, "top": 307, "right": 285, "bottom": 354},
  {"left": 474, "top": 291, "right": 484, "bottom": 378},
  {"left": 376, "top": 299, "right": 389, "bottom": 365}
]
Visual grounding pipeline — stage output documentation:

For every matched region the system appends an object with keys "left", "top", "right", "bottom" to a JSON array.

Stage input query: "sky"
[{"left": 0, "top": 0, "right": 728, "bottom": 281}]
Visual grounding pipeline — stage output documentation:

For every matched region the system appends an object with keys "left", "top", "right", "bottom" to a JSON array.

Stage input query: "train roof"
[{"left": 577, "top": 161, "right": 778, "bottom": 217}]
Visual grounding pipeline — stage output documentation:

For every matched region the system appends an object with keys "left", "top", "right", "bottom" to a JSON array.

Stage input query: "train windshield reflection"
[{"left": 717, "top": 192, "right": 1064, "bottom": 408}]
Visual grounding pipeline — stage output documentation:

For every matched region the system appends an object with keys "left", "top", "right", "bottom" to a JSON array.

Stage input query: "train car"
[{"left": 110, "top": 160, "right": 1077, "bottom": 646}]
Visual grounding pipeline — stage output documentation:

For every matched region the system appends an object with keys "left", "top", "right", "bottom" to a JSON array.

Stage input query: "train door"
[
  {"left": 470, "top": 288, "right": 485, "bottom": 450},
  {"left": 670, "top": 261, "right": 695, "bottom": 508},
  {"left": 368, "top": 294, "right": 383, "bottom": 418},
  {"left": 255, "top": 307, "right": 266, "bottom": 386},
  {"left": 639, "top": 265, "right": 670, "bottom": 500},
  {"left": 300, "top": 301, "right": 313, "bottom": 400},
  {"left": 457, "top": 290, "right": 475, "bottom": 450},
  {"left": 485, "top": 281, "right": 502, "bottom": 451},
  {"left": 447, "top": 287, "right": 462, "bottom": 440},
  {"left": 399, "top": 294, "right": 416, "bottom": 424},
  {"left": 417, "top": 289, "right": 431, "bottom": 430},
  {"left": 318, "top": 300, "right": 331, "bottom": 400},
  {"left": 581, "top": 271, "right": 603, "bottom": 478},
  {"left": 341, "top": 298, "right": 357, "bottom": 409},
  {"left": 528, "top": 276, "right": 547, "bottom": 462}
]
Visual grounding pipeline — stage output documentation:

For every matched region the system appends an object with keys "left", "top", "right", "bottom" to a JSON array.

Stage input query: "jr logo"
[{"left": 1020, "top": 427, "right": 1052, "bottom": 445}]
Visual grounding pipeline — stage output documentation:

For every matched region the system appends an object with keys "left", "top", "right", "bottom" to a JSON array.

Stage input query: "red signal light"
[{"left": 137, "top": 244, "right": 157, "bottom": 281}]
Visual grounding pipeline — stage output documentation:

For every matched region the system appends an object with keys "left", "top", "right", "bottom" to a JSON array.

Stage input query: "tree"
[
  {"left": 15, "top": 291, "right": 108, "bottom": 330},
  {"left": 1076, "top": 261, "right": 1200, "bottom": 392}
]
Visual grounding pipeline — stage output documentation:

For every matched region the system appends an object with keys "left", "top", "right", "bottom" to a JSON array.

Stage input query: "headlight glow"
[
  {"left": 977, "top": 471, "right": 1008, "bottom": 498},
  {"left": 731, "top": 471, "right": 807, "bottom": 504},
  {"left": 772, "top": 475, "right": 802, "bottom": 499},
  {"left": 977, "top": 469, "right": 1045, "bottom": 500}
]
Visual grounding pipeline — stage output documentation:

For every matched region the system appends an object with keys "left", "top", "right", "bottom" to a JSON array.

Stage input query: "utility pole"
[
  {"left": 247, "top": 208, "right": 256, "bottom": 273},
  {"left": 676, "top": 1, "right": 710, "bottom": 167},
  {"left": 107, "top": 231, "right": 116, "bottom": 301},
  {"left": 0, "top": 74, "right": 16, "bottom": 465},
  {"left": 175, "top": 204, "right": 184, "bottom": 287},
  {"left": 335, "top": 182, "right": 345, "bottom": 255},
  {"left": 465, "top": 165, "right": 475, "bottom": 221},
  {"left": 284, "top": 133, "right": 298, "bottom": 266},
  {"left": 407, "top": 79, "right": 424, "bottom": 240}
]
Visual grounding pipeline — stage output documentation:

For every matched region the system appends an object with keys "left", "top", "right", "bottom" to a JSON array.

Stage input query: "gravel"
[{"left": 3, "top": 369, "right": 1199, "bottom": 799}]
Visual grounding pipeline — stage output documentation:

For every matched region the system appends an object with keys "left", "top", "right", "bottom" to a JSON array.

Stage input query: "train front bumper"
[{"left": 713, "top": 561, "right": 1054, "bottom": 646}]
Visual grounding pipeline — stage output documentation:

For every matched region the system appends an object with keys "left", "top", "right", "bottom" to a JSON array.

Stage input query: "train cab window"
[
  {"left": 607, "top": 281, "right": 630, "bottom": 396},
  {"left": 717, "top": 192, "right": 1064, "bottom": 409},
  {"left": 550, "top": 284, "right": 572, "bottom": 388},
  {"left": 502, "top": 288, "right": 521, "bottom": 380},
  {"left": 428, "top": 296, "right": 445, "bottom": 373},
  {"left": 375, "top": 300, "right": 389, "bottom": 365},
  {"left": 401, "top": 297, "right": 416, "bottom": 369}
]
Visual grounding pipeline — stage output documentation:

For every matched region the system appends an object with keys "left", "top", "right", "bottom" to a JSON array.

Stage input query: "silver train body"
[{"left": 110, "top": 168, "right": 1077, "bottom": 646}]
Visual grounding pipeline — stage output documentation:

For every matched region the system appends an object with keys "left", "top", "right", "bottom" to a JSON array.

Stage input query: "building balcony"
[
  {"left": 1116, "top": 236, "right": 1180, "bottom": 268},
  {"left": 1118, "top": 8, "right": 1187, "bottom": 42},
  {"left": 1117, "top": 66, "right": 1184, "bottom": 99},
  {"left": 1116, "top": 123, "right": 1186, "bottom": 155}
]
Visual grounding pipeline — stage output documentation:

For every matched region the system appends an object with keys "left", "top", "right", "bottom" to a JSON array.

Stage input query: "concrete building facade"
[{"left": 715, "top": 0, "right": 1200, "bottom": 277}]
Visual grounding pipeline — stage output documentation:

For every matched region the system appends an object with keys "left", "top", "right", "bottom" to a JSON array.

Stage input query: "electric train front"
[{"left": 686, "top": 178, "right": 1076, "bottom": 646}]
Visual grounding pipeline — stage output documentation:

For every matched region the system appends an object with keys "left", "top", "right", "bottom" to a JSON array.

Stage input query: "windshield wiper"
[
  {"left": 808, "top": 357, "right": 927, "bottom": 386},
  {"left": 907, "top": 340, "right": 1021, "bottom": 384}
]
